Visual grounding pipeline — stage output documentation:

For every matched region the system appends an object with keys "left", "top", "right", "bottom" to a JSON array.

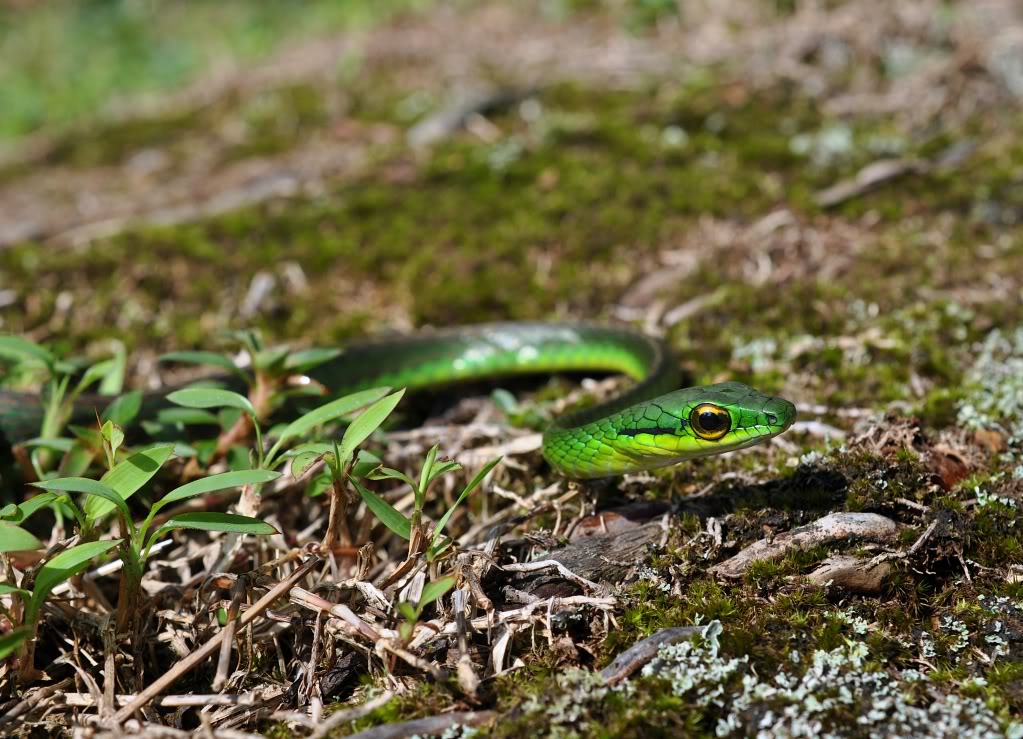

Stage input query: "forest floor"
[{"left": 2, "top": 1, "right": 1023, "bottom": 736}]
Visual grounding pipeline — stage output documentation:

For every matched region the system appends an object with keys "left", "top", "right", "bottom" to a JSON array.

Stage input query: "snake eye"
[{"left": 690, "top": 403, "right": 731, "bottom": 441}]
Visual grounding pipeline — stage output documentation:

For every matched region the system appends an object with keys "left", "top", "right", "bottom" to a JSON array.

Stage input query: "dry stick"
[
  {"left": 305, "top": 691, "right": 395, "bottom": 739},
  {"left": 0, "top": 677, "right": 74, "bottom": 727},
  {"left": 345, "top": 710, "right": 497, "bottom": 739},
  {"left": 213, "top": 576, "right": 249, "bottom": 691},
  {"left": 907, "top": 518, "right": 940, "bottom": 556},
  {"left": 500, "top": 560, "right": 601, "bottom": 592},
  {"left": 63, "top": 693, "right": 256, "bottom": 708},
  {"left": 710, "top": 512, "right": 899, "bottom": 579},
  {"left": 600, "top": 626, "right": 703, "bottom": 686},
  {"left": 112, "top": 557, "right": 319, "bottom": 723}
]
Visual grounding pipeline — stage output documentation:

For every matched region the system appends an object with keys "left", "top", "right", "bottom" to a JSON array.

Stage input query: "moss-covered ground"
[{"left": 2, "top": 1, "right": 1023, "bottom": 736}]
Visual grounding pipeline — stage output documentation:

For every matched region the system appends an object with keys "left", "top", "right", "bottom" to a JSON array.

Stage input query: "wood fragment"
[
  {"left": 806, "top": 555, "right": 892, "bottom": 593},
  {"left": 711, "top": 512, "right": 899, "bottom": 579},
  {"left": 305, "top": 691, "right": 394, "bottom": 739},
  {"left": 344, "top": 710, "right": 496, "bottom": 739},
  {"left": 599, "top": 626, "right": 703, "bottom": 685},
  {"left": 814, "top": 158, "right": 927, "bottom": 208}
]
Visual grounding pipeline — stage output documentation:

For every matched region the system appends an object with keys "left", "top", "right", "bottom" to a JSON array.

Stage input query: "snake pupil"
[
  {"left": 699, "top": 411, "right": 726, "bottom": 431},
  {"left": 690, "top": 403, "right": 731, "bottom": 440}
]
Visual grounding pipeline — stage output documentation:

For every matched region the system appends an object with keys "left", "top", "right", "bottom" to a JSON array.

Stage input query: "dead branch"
[
  {"left": 599, "top": 626, "right": 704, "bottom": 685},
  {"left": 111, "top": 557, "right": 319, "bottom": 723},
  {"left": 711, "top": 512, "right": 899, "bottom": 579},
  {"left": 805, "top": 555, "right": 893, "bottom": 594},
  {"left": 344, "top": 710, "right": 497, "bottom": 739}
]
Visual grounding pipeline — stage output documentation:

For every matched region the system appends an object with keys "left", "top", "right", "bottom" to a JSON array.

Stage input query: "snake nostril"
[{"left": 766, "top": 414, "right": 778, "bottom": 425}]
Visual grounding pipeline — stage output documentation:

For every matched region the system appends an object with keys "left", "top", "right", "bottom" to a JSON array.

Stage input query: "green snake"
[{"left": 0, "top": 323, "right": 796, "bottom": 479}]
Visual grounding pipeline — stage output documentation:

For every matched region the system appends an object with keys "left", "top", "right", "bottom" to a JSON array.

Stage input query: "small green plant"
[
  {"left": 30, "top": 466, "right": 278, "bottom": 635},
  {"left": 396, "top": 575, "right": 455, "bottom": 643},
  {"left": 0, "top": 538, "right": 122, "bottom": 679},
  {"left": 0, "top": 335, "right": 135, "bottom": 479},
  {"left": 357, "top": 446, "right": 502, "bottom": 562}
]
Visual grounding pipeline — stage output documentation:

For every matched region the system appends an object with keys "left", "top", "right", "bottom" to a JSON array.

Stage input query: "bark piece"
[
  {"left": 711, "top": 512, "right": 898, "bottom": 579},
  {"left": 600, "top": 626, "right": 702, "bottom": 685},
  {"left": 806, "top": 554, "right": 892, "bottom": 594},
  {"left": 509, "top": 523, "right": 663, "bottom": 599}
]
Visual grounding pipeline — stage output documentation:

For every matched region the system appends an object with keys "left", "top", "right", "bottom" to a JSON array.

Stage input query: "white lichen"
[{"left": 957, "top": 327, "right": 1023, "bottom": 444}]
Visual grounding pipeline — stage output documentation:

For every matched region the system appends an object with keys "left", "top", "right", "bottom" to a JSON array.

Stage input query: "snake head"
[{"left": 544, "top": 381, "right": 796, "bottom": 478}]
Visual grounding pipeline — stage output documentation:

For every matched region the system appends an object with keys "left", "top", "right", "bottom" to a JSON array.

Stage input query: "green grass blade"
[
  {"left": 155, "top": 469, "right": 280, "bottom": 511},
  {"left": 266, "top": 387, "right": 392, "bottom": 463},
  {"left": 283, "top": 347, "right": 343, "bottom": 372},
  {"left": 167, "top": 387, "right": 255, "bottom": 417},
  {"left": 0, "top": 522, "right": 43, "bottom": 552},
  {"left": 102, "top": 390, "right": 143, "bottom": 426},
  {"left": 338, "top": 389, "right": 405, "bottom": 467},
  {"left": 84, "top": 444, "right": 174, "bottom": 524},
  {"left": 33, "top": 477, "right": 132, "bottom": 524},
  {"left": 0, "top": 627, "right": 32, "bottom": 660},
  {"left": 0, "top": 335, "right": 54, "bottom": 368},
  {"left": 155, "top": 512, "right": 278, "bottom": 536},
  {"left": 352, "top": 479, "right": 411, "bottom": 540},
  {"left": 28, "top": 540, "right": 121, "bottom": 621},
  {"left": 159, "top": 351, "right": 245, "bottom": 378},
  {"left": 2, "top": 493, "right": 59, "bottom": 524},
  {"left": 430, "top": 457, "right": 501, "bottom": 552},
  {"left": 0, "top": 583, "right": 29, "bottom": 598},
  {"left": 419, "top": 576, "right": 455, "bottom": 608}
]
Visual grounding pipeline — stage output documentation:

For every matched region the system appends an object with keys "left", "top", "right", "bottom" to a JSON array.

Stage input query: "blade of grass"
[{"left": 351, "top": 479, "right": 411, "bottom": 540}]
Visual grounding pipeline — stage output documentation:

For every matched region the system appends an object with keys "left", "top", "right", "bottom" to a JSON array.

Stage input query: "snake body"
[{"left": 0, "top": 323, "right": 795, "bottom": 479}]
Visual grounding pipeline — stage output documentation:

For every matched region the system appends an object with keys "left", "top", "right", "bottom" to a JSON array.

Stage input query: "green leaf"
[
  {"left": 253, "top": 346, "right": 290, "bottom": 371},
  {"left": 491, "top": 388, "right": 519, "bottom": 414},
  {"left": 305, "top": 470, "right": 332, "bottom": 497},
  {"left": 419, "top": 576, "right": 456, "bottom": 608},
  {"left": 167, "top": 387, "right": 255, "bottom": 417},
  {"left": 284, "top": 347, "right": 343, "bottom": 372},
  {"left": 0, "top": 335, "right": 54, "bottom": 368},
  {"left": 84, "top": 444, "right": 174, "bottom": 524},
  {"left": 20, "top": 437, "right": 75, "bottom": 453},
  {"left": 430, "top": 457, "right": 502, "bottom": 552},
  {"left": 155, "top": 469, "right": 280, "bottom": 511},
  {"left": 155, "top": 512, "right": 278, "bottom": 537},
  {"left": 28, "top": 540, "right": 121, "bottom": 620},
  {"left": 0, "top": 522, "right": 42, "bottom": 552},
  {"left": 265, "top": 387, "right": 392, "bottom": 463},
  {"left": 57, "top": 441, "right": 97, "bottom": 479},
  {"left": 159, "top": 351, "right": 244, "bottom": 378},
  {"left": 1, "top": 493, "right": 60, "bottom": 524},
  {"left": 76, "top": 358, "right": 117, "bottom": 395},
  {"left": 0, "top": 583, "right": 29, "bottom": 598},
  {"left": 397, "top": 602, "right": 419, "bottom": 622},
  {"left": 156, "top": 407, "right": 220, "bottom": 426},
  {"left": 32, "top": 477, "right": 132, "bottom": 525},
  {"left": 427, "top": 460, "right": 463, "bottom": 485},
  {"left": 291, "top": 450, "right": 324, "bottom": 479},
  {"left": 102, "top": 390, "right": 142, "bottom": 426},
  {"left": 338, "top": 389, "right": 405, "bottom": 467},
  {"left": 98, "top": 342, "right": 127, "bottom": 395},
  {"left": 352, "top": 479, "right": 411, "bottom": 540},
  {"left": 101, "top": 420, "right": 124, "bottom": 462},
  {"left": 418, "top": 444, "right": 440, "bottom": 502},
  {"left": 0, "top": 627, "right": 32, "bottom": 660},
  {"left": 367, "top": 466, "right": 418, "bottom": 490}
]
